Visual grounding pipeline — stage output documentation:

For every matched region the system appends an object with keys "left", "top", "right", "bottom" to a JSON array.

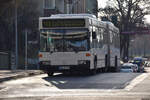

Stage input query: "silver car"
[{"left": 120, "top": 63, "right": 134, "bottom": 73}]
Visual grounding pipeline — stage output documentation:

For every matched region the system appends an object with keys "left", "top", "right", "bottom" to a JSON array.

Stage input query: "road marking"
[
  {"left": 1, "top": 91, "right": 150, "bottom": 98},
  {"left": 1, "top": 73, "right": 149, "bottom": 99},
  {"left": 124, "top": 73, "right": 148, "bottom": 91}
]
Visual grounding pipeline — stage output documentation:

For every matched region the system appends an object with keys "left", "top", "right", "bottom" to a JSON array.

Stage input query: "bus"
[{"left": 39, "top": 14, "right": 120, "bottom": 76}]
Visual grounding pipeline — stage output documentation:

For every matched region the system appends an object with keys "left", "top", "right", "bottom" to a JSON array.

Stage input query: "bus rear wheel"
[{"left": 114, "top": 56, "right": 118, "bottom": 72}]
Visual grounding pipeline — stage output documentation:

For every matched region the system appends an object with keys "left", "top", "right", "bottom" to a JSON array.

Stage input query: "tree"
[
  {"left": 99, "top": 0, "right": 150, "bottom": 60},
  {"left": 16, "top": 0, "right": 40, "bottom": 68},
  {"left": 0, "top": 1, "right": 14, "bottom": 52},
  {"left": 0, "top": 0, "right": 41, "bottom": 68}
]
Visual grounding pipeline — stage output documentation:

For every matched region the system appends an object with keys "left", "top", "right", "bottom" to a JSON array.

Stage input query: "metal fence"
[{"left": 0, "top": 52, "right": 10, "bottom": 69}]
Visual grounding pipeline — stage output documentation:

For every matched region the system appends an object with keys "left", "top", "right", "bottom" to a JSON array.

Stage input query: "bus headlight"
[
  {"left": 78, "top": 60, "right": 87, "bottom": 65},
  {"left": 42, "top": 61, "right": 51, "bottom": 65}
]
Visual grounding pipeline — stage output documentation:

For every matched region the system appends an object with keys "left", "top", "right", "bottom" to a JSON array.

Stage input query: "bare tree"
[
  {"left": 0, "top": 0, "right": 40, "bottom": 68},
  {"left": 99, "top": 0, "right": 150, "bottom": 60},
  {"left": 0, "top": 1, "right": 14, "bottom": 52}
]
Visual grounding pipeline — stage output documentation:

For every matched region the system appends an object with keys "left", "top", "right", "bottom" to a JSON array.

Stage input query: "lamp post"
[
  {"left": 25, "top": 29, "right": 28, "bottom": 70},
  {"left": 143, "top": 36, "right": 146, "bottom": 57},
  {"left": 15, "top": 0, "right": 18, "bottom": 69}
]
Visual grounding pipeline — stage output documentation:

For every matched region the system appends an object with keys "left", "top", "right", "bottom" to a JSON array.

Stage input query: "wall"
[
  {"left": 73, "top": 0, "right": 85, "bottom": 14},
  {"left": 56, "top": 0, "right": 65, "bottom": 13},
  {"left": 85, "top": 0, "right": 98, "bottom": 17}
]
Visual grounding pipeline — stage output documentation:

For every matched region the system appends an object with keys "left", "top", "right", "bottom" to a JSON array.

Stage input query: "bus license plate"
[{"left": 59, "top": 66, "right": 70, "bottom": 70}]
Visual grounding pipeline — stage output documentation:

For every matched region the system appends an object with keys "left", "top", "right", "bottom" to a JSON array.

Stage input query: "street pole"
[
  {"left": 15, "top": 0, "right": 18, "bottom": 69},
  {"left": 144, "top": 38, "right": 146, "bottom": 57},
  {"left": 25, "top": 29, "right": 28, "bottom": 70}
]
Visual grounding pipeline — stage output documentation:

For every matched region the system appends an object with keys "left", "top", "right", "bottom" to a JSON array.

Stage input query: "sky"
[
  {"left": 98, "top": 0, "right": 150, "bottom": 24},
  {"left": 145, "top": 15, "right": 150, "bottom": 24},
  {"left": 98, "top": 0, "right": 107, "bottom": 8}
]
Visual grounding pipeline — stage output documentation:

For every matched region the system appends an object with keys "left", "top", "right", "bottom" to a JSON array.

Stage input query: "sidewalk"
[{"left": 0, "top": 70, "right": 44, "bottom": 83}]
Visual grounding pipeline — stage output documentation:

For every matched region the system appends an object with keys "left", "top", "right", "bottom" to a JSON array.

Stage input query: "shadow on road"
[{"left": 42, "top": 72, "right": 141, "bottom": 90}]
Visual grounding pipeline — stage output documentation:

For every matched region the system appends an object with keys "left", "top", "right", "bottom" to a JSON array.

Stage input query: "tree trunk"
[{"left": 121, "top": 20, "right": 130, "bottom": 62}]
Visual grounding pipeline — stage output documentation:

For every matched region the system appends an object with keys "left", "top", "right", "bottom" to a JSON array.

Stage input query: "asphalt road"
[
  {"left": 0, "top": 69, "right": 150, "bottom": 100},
  {"left": 43, "top": 73, "right": 140, "bottom": 89}
]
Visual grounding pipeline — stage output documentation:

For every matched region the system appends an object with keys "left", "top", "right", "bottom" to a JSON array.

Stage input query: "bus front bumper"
[{"left": 39, "top": 61, "right": 90, "bottom": 72}]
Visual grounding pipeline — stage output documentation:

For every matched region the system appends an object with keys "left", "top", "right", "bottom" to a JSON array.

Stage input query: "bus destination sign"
[{"left": 42, "top": 19, "right": 85, "bottom": 28}]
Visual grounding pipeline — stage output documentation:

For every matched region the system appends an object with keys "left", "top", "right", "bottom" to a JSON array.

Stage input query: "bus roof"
[{"left": 50, "top": 14, "right": 97, "bottom": 19}]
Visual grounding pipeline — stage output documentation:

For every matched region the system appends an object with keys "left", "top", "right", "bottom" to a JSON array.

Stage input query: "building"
[
  {"left": 43, "top": 0, "right": 65, "bottom": 16},
  {"left": 85, "top": 0, "right": 98, "bottom": 17},
  {"left": 72, "top": 0, "right": 86, "bottom": 14},
  {"left": 39, "top": 0, "right": 98, "bottom": 17}
]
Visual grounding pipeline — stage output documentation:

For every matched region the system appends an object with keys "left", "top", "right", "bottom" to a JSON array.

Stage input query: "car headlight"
[
  {"left": 42, "top": 61, "right": 51, "bottom": 65},
  {"left": 78, "top": 60, "right": 87, "bottom": 65}
]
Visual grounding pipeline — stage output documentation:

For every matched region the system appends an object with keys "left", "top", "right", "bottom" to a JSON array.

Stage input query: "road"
[{"left": 0, "top": 68, "right": 150, "bottom": 100}]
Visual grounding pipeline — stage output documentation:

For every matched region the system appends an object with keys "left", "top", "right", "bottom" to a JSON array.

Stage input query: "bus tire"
[
  {"left": 115, "top": 56, "right": 118, "bottom": 72},
  {"left": 105, "top": 54, "right": 108, "bottom": 72},
  {"left": 94, "top": 56, "right": 97, "bottom": 67},
  {"left": 47, "top": 72, "right": 54, "bottom": 76},
  {"left": 91, "top": 69, "right": 96, "bottom": 75},
  {"left": 90, "top": 68, "right": 96, "bottom": 75},
  {"left": 92, "top": 56, "right": 97, "bottom": 75}
]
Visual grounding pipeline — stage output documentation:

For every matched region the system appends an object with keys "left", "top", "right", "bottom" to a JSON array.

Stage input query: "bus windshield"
[{"left": 40, "top": 29, "right": 89, "bottom": 52}]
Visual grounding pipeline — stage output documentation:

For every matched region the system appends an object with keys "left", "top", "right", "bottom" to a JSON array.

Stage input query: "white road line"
[
  {"left": 1, "top": 92, "right": 150, "bottom": 98},
  {"left": 124, "top": 73, "right": 148, "bottom": 91}
]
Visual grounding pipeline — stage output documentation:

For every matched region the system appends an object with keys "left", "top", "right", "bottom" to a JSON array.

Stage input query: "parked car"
[
  {"left": 144, "top": 61, "right": 150, "bottom": 67},
  {"left": 128, "top": 60, "right": 134, "bottom": 63},
  {"left": 120, "top": 63, "right": 135, "bottom": 73},
  {"left": 133, "top": 57, "right": 144, "bottom": 72},
  {"left": 147, "top": 62, "right": 150, "bottom": 67},
  {"left": 132, "top": 64, "right": 138, "bottom": 72}
]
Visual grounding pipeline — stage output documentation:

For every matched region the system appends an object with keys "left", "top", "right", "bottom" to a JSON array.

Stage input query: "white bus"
[{"left": 39, "top": 14, "right": 120, "bottom": 76}]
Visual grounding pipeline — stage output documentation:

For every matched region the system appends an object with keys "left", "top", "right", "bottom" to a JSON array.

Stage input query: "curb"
[{"left": 0, "top": 71, "right": 45, "bottom": 83}]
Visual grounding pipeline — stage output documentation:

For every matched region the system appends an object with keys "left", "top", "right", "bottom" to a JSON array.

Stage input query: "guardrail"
[{"left": 0, "top": 52, "right": 10, "bottom": 69}]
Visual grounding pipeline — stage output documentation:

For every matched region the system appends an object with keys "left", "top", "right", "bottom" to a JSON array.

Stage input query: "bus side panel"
[{"left": 95, "top": 49, "right": 106, "bottom": 69}]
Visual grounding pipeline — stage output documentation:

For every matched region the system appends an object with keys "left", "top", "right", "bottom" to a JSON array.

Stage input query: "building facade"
[
  {"left": 85, "top": 0, "right": 98, "bottom": 17},
  {"left": 39, "top": 0, "right": 98, "bottom": 17},
  {"left": 72, "top": 0, "right": 86, "bottom": 14}
]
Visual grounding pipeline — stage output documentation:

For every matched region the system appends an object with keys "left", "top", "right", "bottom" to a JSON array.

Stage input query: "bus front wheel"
[{"left": 91, "top": 56, "right": 97, "bottom": 75}]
